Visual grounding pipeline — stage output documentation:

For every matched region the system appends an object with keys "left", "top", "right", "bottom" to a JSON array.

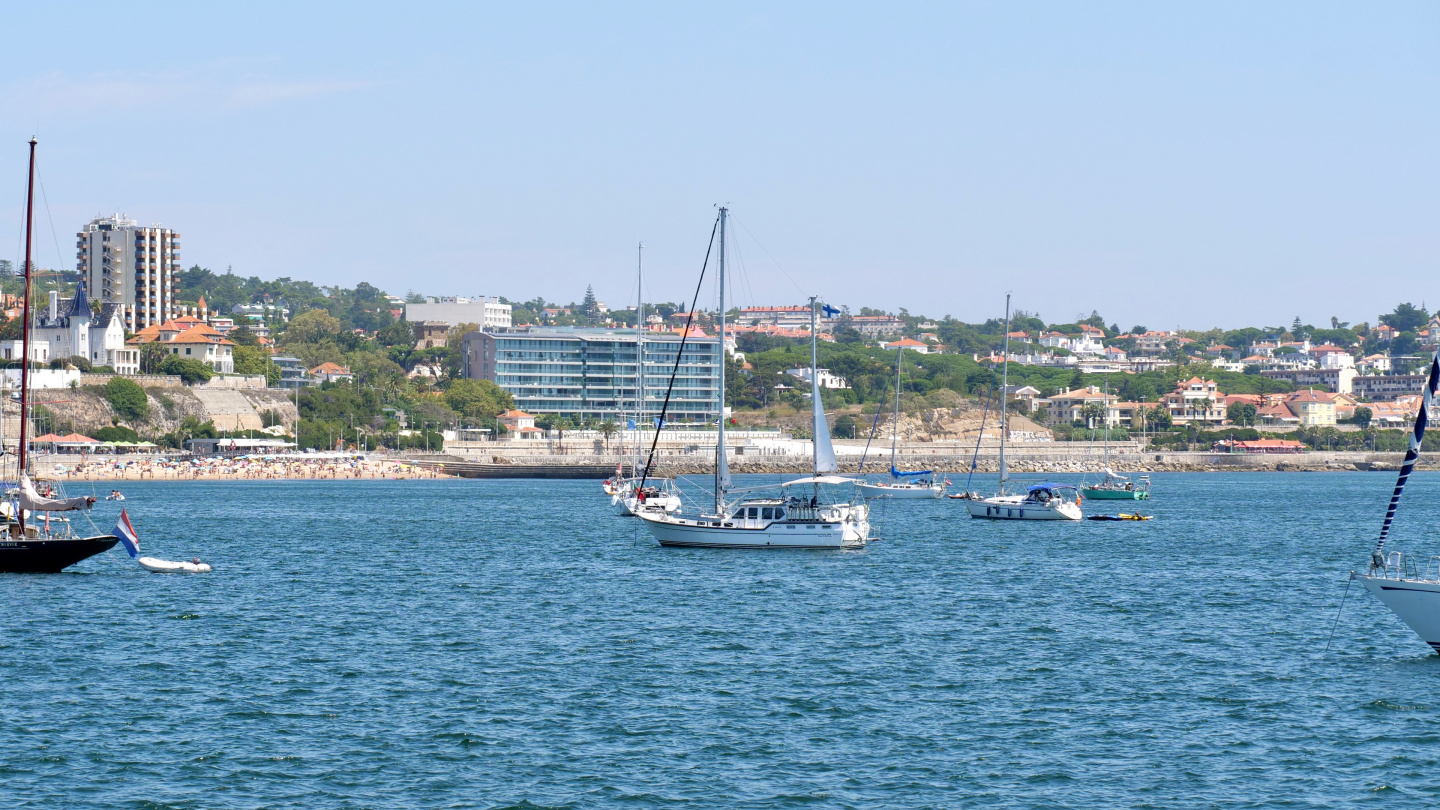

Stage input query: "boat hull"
[
  {"left": 856, "top": 482, "right": 944, "bottom": 499},
  {"left": 0, "top": 535, "right": 120, "bottom": 573},
  {"left": 613, "top": 493, "right": 682, "bottom": 516},
  {"left": 964, "top": 498, "right": 1082, "bottom": 521},
  {"left": 638, "top": 512, "right": 867, "bottom": 549},
  {"left": 1082, "top": 488, "right": 1149, "bottom": 500},
  {"left": 1358, "top": 574, "right": 1440, "bottom": 652}
]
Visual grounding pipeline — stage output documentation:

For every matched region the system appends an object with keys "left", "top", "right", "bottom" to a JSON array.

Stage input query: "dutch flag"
[{"left": 114, "top": 509, "right": 140, "bottom": 559}]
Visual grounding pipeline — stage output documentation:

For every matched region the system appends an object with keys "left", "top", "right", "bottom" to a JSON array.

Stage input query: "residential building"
[
  {"left": 127, "top": 316, "right": 235, "bottom": 374},
  {"left": 75, "top": 213, "right": 180, "bottom": 331},
  {"left": 497, "top": 409, "right": 545, "bottom": 438},
  {"left": 783, "top": 367, "right": 850, "bottom": 389},
  {"left": 1036, "top": 386, "right": 1115, "bottom": 426},
  {"left": 272, "top": 356, "right": 309, "bottom": 389},
  {"left": 1310, "top": 344, "right": 1355, "bottom": 369},
  {"left": 1357, "top": 354, "right": 1392, "bottom": 374},
  {"left": 1001, "top": 384, "right": 1042, "bottom": 413},
  {"left": 1133, "top": 331, "right": 1177, "bottom": 357},
  {"left": 738, "top": 306, "right": 828, "bottom": 330},
  {"left": 1260, "top": 366, "right": 1357, "bottom": 394},
  {"left": 847, "top": 315, "right": 907, "bottom": 337},
  {"left": 1161, "top": 377, "right": 1226, "bottom": 425},
  {"left": 461, "top": 327, "right": 721, "bottom": 423},
  {"left": 310, "top": 362, "right": 353, "bottom": 383},
  {"left": 0, "top": 339, "right": 48, "bottom": 363},
  {"left": 884, "top": 337, "right": 930, "bottom": 354},
  {"left": 231, "top": 303, "right": 290, "bottom": 324},
  {"left": 1353, "top": 374, "right": 1428, "bottom": 401},
  {"left": 1287, "top": 389, "right": 1337, "bottom": 426},
  {"left": 32, "top": 280, "right": 139, "bottom": 374},
  {"left": 414, "top": 321, "right": 450, "bottom": 350},
  {"left": 405, "top": 296, "right": 512, "bottom": 329}
]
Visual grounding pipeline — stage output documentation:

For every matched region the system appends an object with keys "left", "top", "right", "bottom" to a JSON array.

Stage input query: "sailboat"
[
  {"left": 857, "top": 344, "right": 944, "bottom": 499},
  {"left": 637, "top": 208, "right": 870, "bottom": 549},
  {"left": 1351, "top": 347, "right": 1440, "bottom": 651},
  {"left": 0, "top": 138, "right": 118, "bottom": 573},
  {"left": 1081, "top": 378, "right": 1150, "bottom": 500},
  {"left": 611, "top": 242, "right": 681, "bottom": 516},
  {"left": 961, "top": 294, "right": 1082, "bottom": 521}
]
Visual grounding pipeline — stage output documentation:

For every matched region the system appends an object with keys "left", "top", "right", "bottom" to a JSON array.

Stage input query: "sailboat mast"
[
  {"left": 891, "top": 345, "right": 902, "bottom": 472},
  {"left": 19, "top": 138, "right": 36, "bottom": 481},
  {"left": 635, "top": 241, "right": 644, "bottom": 474},
  {"left": 998, "top": 293, "right": 1011, "bottom": 491},
  {"left": 715, "top": 207, "right": 728, "bottom": 515}
]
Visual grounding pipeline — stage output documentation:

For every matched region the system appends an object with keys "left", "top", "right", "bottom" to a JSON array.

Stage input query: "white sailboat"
[
  {"left": 962, "top": 294, "right": 1082, "bottom": 521},
  {"left": 1352, "top": 347, "right": 1440, "bottom": 651},
  {"left": 638, "top": 208, "right": 869, "bottom": 549},
  {"left": 1080, "top": 378, "right": 1150, "bottom": 500},
  {"left": 857, "top": 344, "right": 944, "bottom": 499},
  {"left": 611, "top": 241, "right": 681, "bottom": 516}
]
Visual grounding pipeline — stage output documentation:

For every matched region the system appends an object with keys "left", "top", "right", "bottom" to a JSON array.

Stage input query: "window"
[
  {"left": 762, "top": 508, "right": 774, "bottom": 519},
  {"left": 185, "top": 348, "right": 191, "bottom": 355},
  {"left": 747, "top": 508, "right": 758, "bottom": 519}
]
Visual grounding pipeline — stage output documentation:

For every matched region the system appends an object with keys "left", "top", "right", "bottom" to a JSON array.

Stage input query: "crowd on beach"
[{"left": 37, "top": 454, "right": 449, "bottom": 482}]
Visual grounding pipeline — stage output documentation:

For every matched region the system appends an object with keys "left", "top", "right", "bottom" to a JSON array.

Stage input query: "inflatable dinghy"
[
  {"left": 1087, "top": 513, "right": 1152, "bottom": 522},
  {"left": 137, "top": 556, "right": 212, "bottom": 573}
]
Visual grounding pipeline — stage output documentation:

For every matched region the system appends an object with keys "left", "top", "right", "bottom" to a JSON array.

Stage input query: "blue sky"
[{"left": 3, "top": 1, "right": 1438, "bottom": 329}]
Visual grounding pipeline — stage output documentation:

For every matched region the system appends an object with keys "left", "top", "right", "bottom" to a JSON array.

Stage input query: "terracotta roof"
[
  {"left": 168, "top": 332, "right": 234, "bottom": 346},
  {"left": 885, "top": 338, "right": 928, "bottom": 348},
  {"left": 310, "top": 362, "right": 351, "bottom": 374},
  {"left": 498, "top": 409, "right": 534, "bottom": 419}
]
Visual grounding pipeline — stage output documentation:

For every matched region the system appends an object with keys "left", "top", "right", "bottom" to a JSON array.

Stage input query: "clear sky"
[{"left": 3, "top": 1, "right": 1437, "bottom": 330}]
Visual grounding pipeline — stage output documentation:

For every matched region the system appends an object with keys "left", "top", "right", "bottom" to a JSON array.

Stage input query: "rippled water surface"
[{"left": 7, "top": 472, "right": 1440, "bottom": 808}]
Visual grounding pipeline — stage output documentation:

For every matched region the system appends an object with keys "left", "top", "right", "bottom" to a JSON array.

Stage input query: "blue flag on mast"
[{"left": 821, "top": 303, "right": 840, "bottom": 318}]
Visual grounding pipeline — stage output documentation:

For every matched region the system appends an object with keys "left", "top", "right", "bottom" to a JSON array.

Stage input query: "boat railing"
[{"left": 1379, "top": 551, "right": 1426, "bottom": 581}]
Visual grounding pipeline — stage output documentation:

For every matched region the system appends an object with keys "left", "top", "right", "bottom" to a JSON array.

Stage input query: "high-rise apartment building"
[
  {"left": 75, "top": 214, "right": 180, "bottom": 331},
  {"left": 462, "top": 327, "right": 720, "bottom": 423}
]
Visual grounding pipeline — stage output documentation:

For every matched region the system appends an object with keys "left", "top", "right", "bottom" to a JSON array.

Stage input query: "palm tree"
[{"left": 599, "top": 419, "right": 619, "bottom": 452}]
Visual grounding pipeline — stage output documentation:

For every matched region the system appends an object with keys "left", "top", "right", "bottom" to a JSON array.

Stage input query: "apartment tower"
[{"left": 75, "top": 213, "right": 179, "bottom": 331}]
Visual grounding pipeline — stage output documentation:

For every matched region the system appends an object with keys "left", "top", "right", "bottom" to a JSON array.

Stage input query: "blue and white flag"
[
  {"left": 627, "top": 419, "right": 636, "bottom": 430},
  {"left": 654, "top": 418, "right": 665, "bottom": 429},
  {"left": 114, "top": 509, "right": 140, "bottom": 559},
  {"left": 822, "top": 303, "right": 840, "bottom": 318}
]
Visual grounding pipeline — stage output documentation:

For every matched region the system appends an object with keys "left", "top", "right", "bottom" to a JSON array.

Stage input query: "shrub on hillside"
[
  {"left": 160, "top": 356, "right": 215, "bottom": 385},
  {"left": 93, "top": 425, "right": 141, "bottom": 443},
  {"left": 103, "top": 377, "right": 149, "bottom": 422}
]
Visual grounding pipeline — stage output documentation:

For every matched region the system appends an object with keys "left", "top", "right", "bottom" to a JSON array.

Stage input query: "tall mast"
[
  {"left": 635, "top": 241, "right": 644, "bottom": 473},
  {"left": 891, "top": 344, "right": 902, "bottom": 472},
  {"left": 811, "top": 296, "right": 820, "bottom": 483},
  {"left": 1102, "top": 377, "right": 1110, "bottom": 470},
  {"left": 998, "top": 293, "right": 1011, "bottom": 492},
  {"left": 715, "top": 207, "right": 728, "bottom": 514},
  {"left": 19, "top": 138, "right": 36, "bottom": 483}
]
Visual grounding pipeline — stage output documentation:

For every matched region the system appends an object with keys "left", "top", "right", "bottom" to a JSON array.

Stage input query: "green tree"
[
  {"left": 93, "top": 425, "right": 141, "bottom": 442},
  {"left": 442, "top": 378, "right": 515, "bottom": 420},
  {"left": 1392, "top": 331, "right": 1420, "bottom": 357},
  {"left": 161, "top": 356, "right": 216, "bottom": 385},
  {"left": 1381, "top": 303, "right": 1430, "bottom": 334},
  {"left": 139, "top": 342, "right": 169, "bottom": 374},
  {"left": 1148, "top": 405, "right": 1173, "bottom": 430},
  {"left": 832, "top": 413, "right": 858, "bottom": 439},
  {"left": 103, "top": 376, "right": 150, "bottom": 421},
  {"left": 1226, "top": 401, "right": 1257, "bottom": 427},
  {"left": 284, "top": 308, "right": 343, "bottom": 345},
  {"left": 232, "top": 344, "right": 279, "bottom": 384},
  {"left": 1353, "top": 406, "right": 1373, "bottom": 430}
]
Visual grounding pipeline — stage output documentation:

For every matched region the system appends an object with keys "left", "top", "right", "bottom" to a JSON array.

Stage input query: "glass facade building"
[{"left": 462, "top": 328, "right": 721, "bottom": 423}]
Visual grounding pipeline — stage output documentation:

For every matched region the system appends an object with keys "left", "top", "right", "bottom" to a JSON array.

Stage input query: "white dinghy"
[{"left": 138, "top": 556, "right": 212, "bottom": 574}]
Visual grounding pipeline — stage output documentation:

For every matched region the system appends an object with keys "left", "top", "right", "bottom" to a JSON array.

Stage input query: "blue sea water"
[{"left": 5, "top": 472, "right": 1440, "bottom": 808}]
